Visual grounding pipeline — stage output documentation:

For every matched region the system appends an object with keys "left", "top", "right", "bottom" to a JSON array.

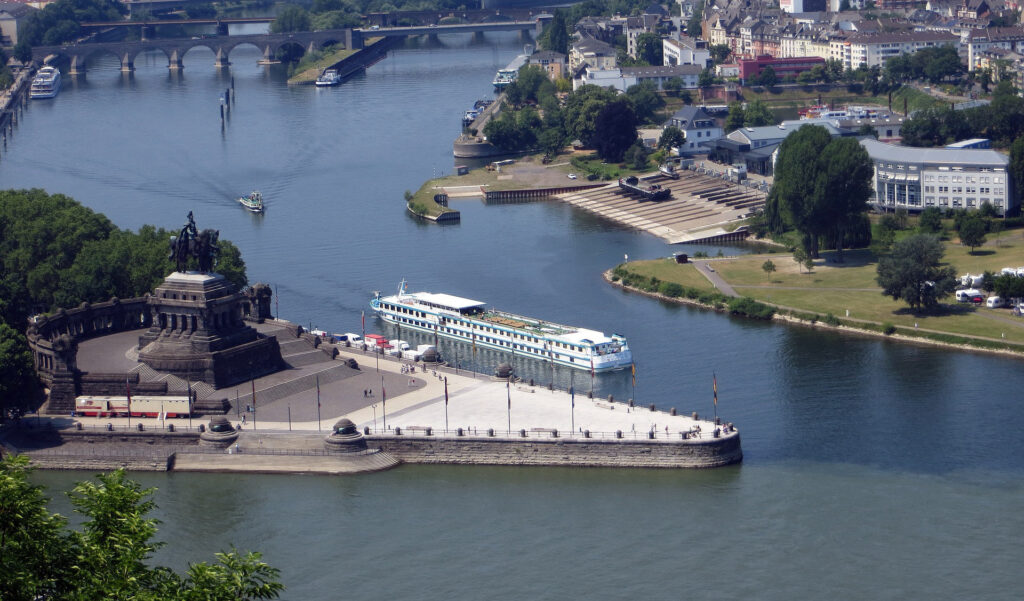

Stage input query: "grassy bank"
[
  {"left": 287, "top": 39, "right": 384, "bottom": 85},
  {"left": 615, "top": 235, "right": 1024, "bottom": 354}
]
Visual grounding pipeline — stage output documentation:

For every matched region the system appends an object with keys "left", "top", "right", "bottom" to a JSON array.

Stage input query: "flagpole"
[
  {"left": 186, "top": 375, "right": 192, "bottom": 431},
  {"left": 125, "top": 375, "right": 132, "bottom": 429},
  {"left": 570, "top": 371, "right": 575, "bottom": 434},
  {"left": 288, "top": 404, "right": 292, "bottom": 431},
  {"left": 444, "top": 376, "right": 449, "bottom": 433},
  {"left": 381, "top": 374, "right": 387, "bottom": 431},
  {"left": 713, "top": 371, "right": 719, "bottom": 424},
  {"left": 631, "top": 362, "right": 636, "bottom": 406},
  {"left": 316, "top": 374, "right": 322, "bottom": 432},
  {"left": 506, "top": 376, "right": 511, "bottom": 435},
  {"left": 251, "top": 374, "right": 257, "bottom": 431}
]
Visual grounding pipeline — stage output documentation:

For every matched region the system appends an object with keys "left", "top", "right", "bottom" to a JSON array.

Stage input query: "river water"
[{"left": 6, "top": 33, "right": 1024, "bottom": 600}]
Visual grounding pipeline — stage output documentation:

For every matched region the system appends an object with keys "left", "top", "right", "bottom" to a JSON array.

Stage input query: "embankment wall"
[{"left": 368, "top": 433, "right": 742, "bottom": 468}]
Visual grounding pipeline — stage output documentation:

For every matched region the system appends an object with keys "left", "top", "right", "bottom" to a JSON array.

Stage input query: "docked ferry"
[
  {"left": 315, "top": 69, "right": 341, "bottom": 87},
  {"left": 30, "top": 66, "right": 62, "bottom": 99},
  {"left": 370, "top": 282, "right": 632, "bottom": 372}
]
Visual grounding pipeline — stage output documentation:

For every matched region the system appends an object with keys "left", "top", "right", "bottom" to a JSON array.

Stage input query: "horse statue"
[
  {"left": 191, "top": 228, "right": 221, "bottom": 273},
  {"left": 168, "top": 212, "right": 219, "bottom": 273}
]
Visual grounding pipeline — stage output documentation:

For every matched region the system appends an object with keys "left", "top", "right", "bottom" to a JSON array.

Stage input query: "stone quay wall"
[{"left": 368, "top": 433, "right": 742, "bottom": 469}]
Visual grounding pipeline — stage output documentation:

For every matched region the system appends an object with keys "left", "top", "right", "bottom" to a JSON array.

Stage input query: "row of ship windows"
[{"left": 390, "top": 314, "right": 587, "bottom": 353}]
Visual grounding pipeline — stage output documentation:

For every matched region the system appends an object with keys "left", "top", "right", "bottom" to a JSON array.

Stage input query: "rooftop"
[{"left": 860, "top": 139, "right": 1009, "bottom": 167}]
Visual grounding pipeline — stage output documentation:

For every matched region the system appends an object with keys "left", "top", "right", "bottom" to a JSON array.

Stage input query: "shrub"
[
  {"left": 882, "top": 322, "right": 897, "bottom": 335},
  {"left": 658, "top": 282, "right": 684, "bottom": 297},
  {"left": 823, "top": 313, "right": 841, "bottom": 326},
  {"left": 728, "top": 297, "right": 775, "bottom": 320}
]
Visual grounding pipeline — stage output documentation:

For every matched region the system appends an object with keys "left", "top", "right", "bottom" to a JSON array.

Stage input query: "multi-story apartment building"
[
  {"left": 569, "top": 36, "right": 618, "bottom": 73},
  {"left": 663, "top": 36, "right": 711, "bottom": 67},
  {"left": 861, "top": 139, "right": 1014, "bottom": 215},
  {"left": 965, "top": 26, "right": 1024, "bottom": 70},
  {"left": 843, "top": 31, "right": 959, "bottom": 69}
]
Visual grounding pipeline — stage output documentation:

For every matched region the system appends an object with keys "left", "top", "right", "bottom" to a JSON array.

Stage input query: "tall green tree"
[
  {"left": 271, "top": 5, "right": 311, "bottom": 33},
  {"left": 812, "top": 137, "right": 875, "bottom": 259},
  {"left": 958, "top": 215, "right": 987, "bottom": 253},
  {"left": 756, "top": 66, "right": 777, "bottom": 87},
  {"left": 876, "top": 234, "right": 957, "bottom": 310},
  {"left": 625, "top": 81, "right": 664, "bottom": 124},
  {"left": 724, "top": 101, "right": 745, "bottom": 132},
  {"left": 658, "top": 126, "right": 684, "bottom": 149},
  {"left": 635, "top": 32, "right": 663, "bottom": 66},
  {"left": 743, "top": 99, "right": 774, "bottom": 127},
  {"left": 541, "top": 10, "right": 570, "bottom": 55},
  {"left": 0, "top": 457, "right": 284, "bottom": 601},
  {"left": 686, "top": 0, "right": 704, "bottom": 38},
  {"left": 593, "top": 99, "right": 638, "bottom": 162},
  {"left": 764, "top": 125, "right": 833, "bottom": 254}
]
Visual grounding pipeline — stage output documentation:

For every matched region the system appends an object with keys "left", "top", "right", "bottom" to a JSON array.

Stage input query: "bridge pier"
[
  {"left": 257, "top": 45, "right": 279, "bottom": 65},
  {"left": 214, "top": 48, "right": 231, "bottom": 69},
  {"left": 472, "top": 31, "right": 485, "bottom": 43},
  {"left": 120, "top": 53, "right": 134, "bottom": 73},
  {"left": 215, "top": 21, "right": 229, "bottom": 36},
  {"left": 168, "top": 49, "right": 184, "bottom": 71},
  {"left": 69, "top": 55, "right": 86, "bottom": 76}
]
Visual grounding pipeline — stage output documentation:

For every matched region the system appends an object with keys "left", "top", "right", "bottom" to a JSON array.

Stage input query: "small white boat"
[
  {"left": 315, "top": 69, "right": 341, "bottom": 87},
  {"left": 238, "top": 190, "right": 264, "bottom": 213}
]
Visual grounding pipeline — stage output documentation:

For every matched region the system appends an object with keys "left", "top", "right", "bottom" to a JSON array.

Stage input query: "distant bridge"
[{"left": 31, "top": 21, "right": 539, "bottom": 73}]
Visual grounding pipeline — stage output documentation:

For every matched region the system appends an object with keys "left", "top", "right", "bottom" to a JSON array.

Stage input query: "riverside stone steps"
[
  {"left": 232, "top": 364, "right": 352, "bottom": 406},
  {"left": 282, "top": 349, "right": 332, "bottom": 368}
]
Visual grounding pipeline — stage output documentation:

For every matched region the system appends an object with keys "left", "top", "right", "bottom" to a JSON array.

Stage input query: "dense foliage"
[
  {"left": 18, "top": 0, "right": 125, "bottom": 47},
  {"left": 901, "top": 81, "right": 1024, "bottom": 147},
  {"left": 764, "top": 127, "right": 874, "bottom": 258},
  {"left": 0, "top": 189, "right": 247, "bottom": 418},
  {"left": 876, "top": 234, "right": 957, "bottom": 310},
  {"left": 0, "top": 456, "right": 283, "bottom": 601}
]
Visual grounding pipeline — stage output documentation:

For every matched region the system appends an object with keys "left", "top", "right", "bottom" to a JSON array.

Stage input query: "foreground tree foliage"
[
  {"left": 18, "top": 0, "right": 125, "bottom": 47},
  {"left": 876, "top": 234, "right": 957, "bottom": 310},
  {"left": 0, "top": 456, "right": 283, "bottom": 601}
]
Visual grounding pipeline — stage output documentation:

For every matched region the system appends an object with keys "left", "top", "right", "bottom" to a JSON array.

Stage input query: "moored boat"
[
  {"left": 315, "top": 69, "right": 341, "bottom": 87},
  {"left": 30, "top": 66, "right": 62, "bottom": 99},
  {"left": 238, "top": 190, "right": 264, "bottom": 213},
  {"left": 619, "top": 176, "right": 671, "bottom": 201},
  {"left": 370, "top": 281, "right": 632, "bottom": 372}
]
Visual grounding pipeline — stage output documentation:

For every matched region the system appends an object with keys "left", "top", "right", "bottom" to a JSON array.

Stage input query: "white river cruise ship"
[{"left": 370, "top": 282, "right": 632, "bottom": 372}]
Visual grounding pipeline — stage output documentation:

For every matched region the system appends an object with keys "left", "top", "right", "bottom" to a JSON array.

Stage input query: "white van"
[
  {"left": 334, "top": 333, "right": 363, "bottom": 346},
  {"left": 986, "top": 296, "right": 1006, "bottom": 308}
]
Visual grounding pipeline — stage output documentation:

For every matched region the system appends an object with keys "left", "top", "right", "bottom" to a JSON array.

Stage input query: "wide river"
[{"left": 5, "top": 33, "right": 1023, "bottom": 600}]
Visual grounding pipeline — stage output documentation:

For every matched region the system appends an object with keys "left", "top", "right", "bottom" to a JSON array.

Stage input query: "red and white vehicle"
[{"left": 74, "top": 395, "right": 191, "bottom": 418}]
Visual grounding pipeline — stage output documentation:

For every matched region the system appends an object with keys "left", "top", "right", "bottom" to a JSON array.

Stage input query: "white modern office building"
[{"left": 860, "top": 139, "right": 1014, "bottom": 215}]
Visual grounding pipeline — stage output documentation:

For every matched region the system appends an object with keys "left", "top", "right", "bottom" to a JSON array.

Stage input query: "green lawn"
[
  {"left": 620, "top": 258, "right": 716, "bottom": 292},
  {"left": 621, "top": 235, "right": 1024, "bottom": 347}
]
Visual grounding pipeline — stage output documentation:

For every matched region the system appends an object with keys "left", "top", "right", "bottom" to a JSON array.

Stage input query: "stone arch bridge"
[{"left": 31, "top": 29, "right": 357, "bottom": 74}]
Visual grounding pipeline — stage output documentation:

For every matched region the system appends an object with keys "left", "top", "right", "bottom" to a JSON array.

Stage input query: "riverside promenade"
[{"left": 5, "top": 327, "right": 741, "bottom": 472}]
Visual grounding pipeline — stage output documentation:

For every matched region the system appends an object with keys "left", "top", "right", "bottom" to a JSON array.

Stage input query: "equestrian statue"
[{"left": 168, "top": 211, "right": 220, "bottom": 273}]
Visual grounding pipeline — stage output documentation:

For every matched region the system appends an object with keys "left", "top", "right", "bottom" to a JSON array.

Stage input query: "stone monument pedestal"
[{"left": 138, "top": 272, "right": 284, "bottom": 388}]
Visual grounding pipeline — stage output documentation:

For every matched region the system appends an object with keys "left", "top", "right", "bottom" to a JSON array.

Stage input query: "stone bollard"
[
  {"left": 588, "top": 391, "right": 593, "bottom": 399},
  {"left": 584, "top": 430, "right": 590, "bottom": 438},
  {"left": 519, "top": 428, "right": 527, "bottom": 437},
  {"left": 616, "top": 430, "right": 623, "bottom": 439},
  {"left": 395, "top": 426, "right": 402, "bottom": 435},
  {"left": 692, "top": 412, "right": 699, "bottom": 420},
  {"left": 649, "top": 403, "right": 656, "bottom": 411},
  {"left": 76, "top": 422, "right": 83, "bottom": 430},
  {"left": 199, "top": 424, "right": 206, "bottom": 432},
  {"left": 106, "top": 423, "right": 113, "bottom": 431},
  {"left": 529, "top": 378, "right": 534, "bottom": 386},
  {"left": 488, "top": 428, "right": 495, "bottom": 437},
  {"left": 715, "top": 417, "right": 721, "bottom": 425},
  {"left": 648, "top": 430, "right": 655, "bottom": 439},
  {"left": 426, "top": 427, "right": 432, "bottom": 436},
  {"left": 364, "top": 426, "right": 370, "bottom": 434},
  {"left": 167, "top": 423, "right": 174, "bottom": 432},
  {"left": 548, "top": 383, "right": 553, "bottom": 391},
  {"left": 457, "top": 427, "right": 463, "bottom": 436},
  {"left": 670, "top": 408, "right": 677, "bottom": 416},
  {"left": 552, "top": 429, "right": 558, "bottom": 438},
  {"left": 137, "top": 423, "right": 144, "bottom": 431},
  {"left": 628, "top": 399, "right": 634, "bottom": 407},
  {"left": 608, "top": 394, "right": 614, "bottom": 402}
]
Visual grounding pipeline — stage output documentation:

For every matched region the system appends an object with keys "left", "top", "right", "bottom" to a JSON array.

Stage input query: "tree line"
[{"left": 0, "top": 189, "right": 247, "bottom": 419}]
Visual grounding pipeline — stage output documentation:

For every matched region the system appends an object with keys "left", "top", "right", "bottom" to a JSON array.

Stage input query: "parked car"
[{"left": 567, "top": 173, "right": 577, "bottom": 180}]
